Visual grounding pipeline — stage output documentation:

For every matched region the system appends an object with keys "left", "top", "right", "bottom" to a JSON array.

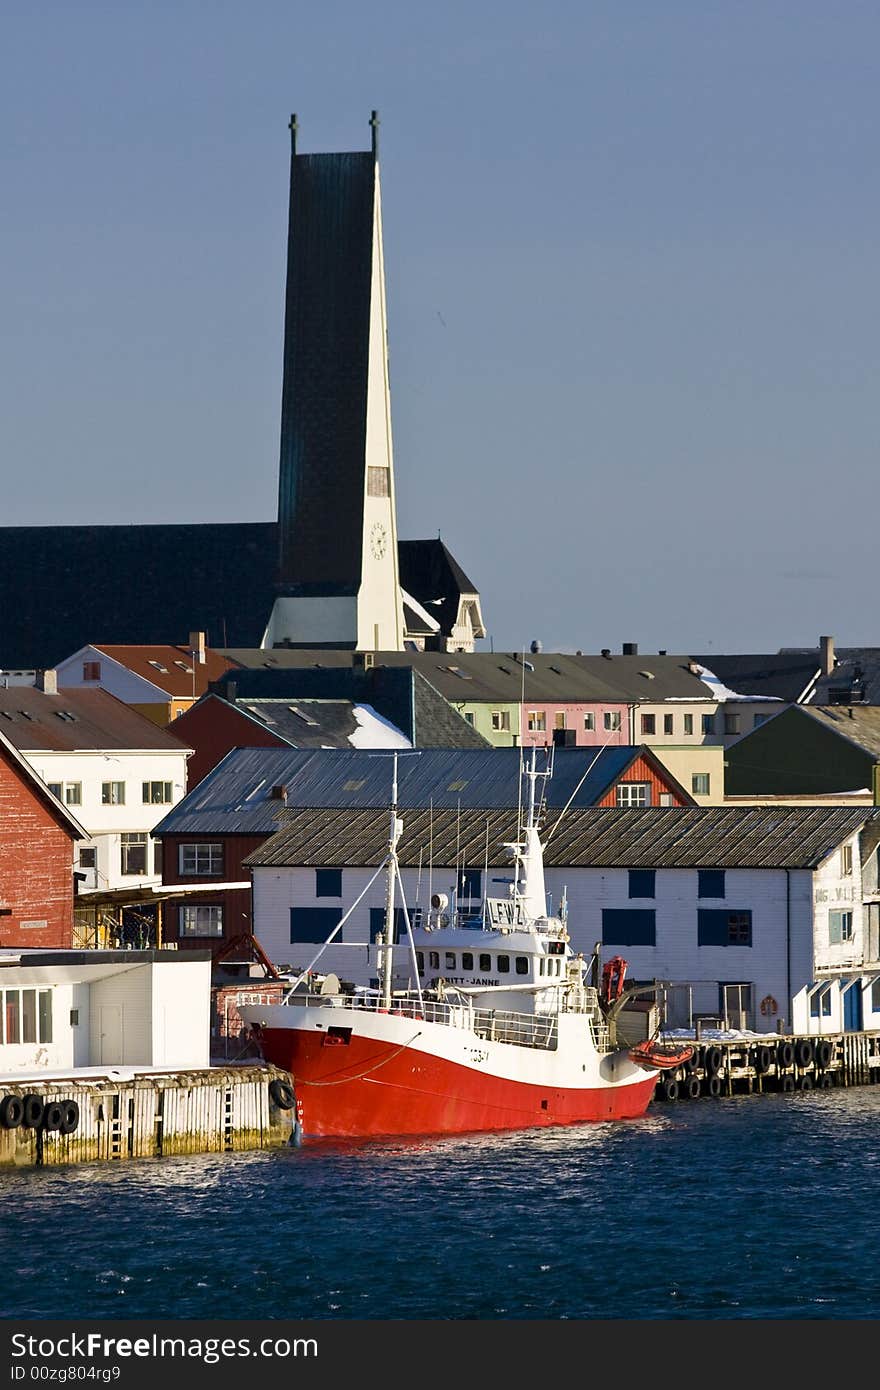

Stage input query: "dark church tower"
[{"left": 262, "top": 112, "right": 405, "bottom": 651}]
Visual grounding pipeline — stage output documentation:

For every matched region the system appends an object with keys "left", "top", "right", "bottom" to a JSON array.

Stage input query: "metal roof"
[
  {"left": 0, "top": 687, "right": 192, "bottom": 753},
  {"left": 804, "top": 705, "right": 880, "bottom": 759},
  {"left": 90, "top": 645, "right": 237, "bottom": 699},
  {"left": 152, "top": 745, "right": 683, "bottom": 837},
  {"left": 244, "top": 805, "right": 880, "bottom": 872},
  {"left": 691, "top": 653, "right": 819, "bottom": 703}
]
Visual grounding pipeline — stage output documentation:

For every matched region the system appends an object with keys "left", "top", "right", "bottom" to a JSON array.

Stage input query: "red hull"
[{"left": 260, "top": 1027, "right": 658, "bottom": 1138}]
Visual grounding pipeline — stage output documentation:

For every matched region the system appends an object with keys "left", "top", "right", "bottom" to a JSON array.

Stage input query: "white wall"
[
  {"left": 55, "top": 647, "right": 170, "bottom": 706},
  {"left": 0, "top": 982, "right": 78, "bottom": 1075},
  {"left": 89, "top": 965, "right": 153, "bottom": 1066},
  {"left": 152, "top": 958, "right": 210, "bottom": 1068}
]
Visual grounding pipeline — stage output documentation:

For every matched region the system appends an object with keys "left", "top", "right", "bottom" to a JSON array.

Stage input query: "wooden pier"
[
  {"left": 653, "top": 1032, "right": 880, "bottom": 1102},
  {"left": 0, "top": 1064, "right": 297, "bottom": 1167}
]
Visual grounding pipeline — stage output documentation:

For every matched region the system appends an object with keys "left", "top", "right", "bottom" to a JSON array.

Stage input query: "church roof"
[{"left": 398, "top": 539, "right": 482, "bottom": 639}]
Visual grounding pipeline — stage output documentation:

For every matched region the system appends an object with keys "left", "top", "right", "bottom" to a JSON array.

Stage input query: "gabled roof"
[
  {"left": 244, "top": 805, "right": 880, "bottom": 872},
  {"left": 811, "top": 649, "right": 880, "bottom": 706},
  {"left": 0, "top": 687, "right": 191, "bottom": 753},
  {"left": 397, "top": 539, "right": 483, "bottom": 639},
  {"left": 230, "top": 698, "right": 410, "bottom": 750},
  {"left": 87, "top": 645, "right": 238, "bottom": 699},
  {"left": 803, "top": 705, "right": 880, "bottom": 759},
  {"left": 691, "top": 653, "right": 818, "bottom": 703},
  {"left": 153, "top": 745, "right": 687, "bottom": 837},
  {"left": 0, "top": 729, "right": 87, "bottom": 839}
]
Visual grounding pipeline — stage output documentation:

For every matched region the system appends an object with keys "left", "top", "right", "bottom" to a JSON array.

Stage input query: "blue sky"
[{"left": 3, "top": 3, "right": 878, "bottom": 654}]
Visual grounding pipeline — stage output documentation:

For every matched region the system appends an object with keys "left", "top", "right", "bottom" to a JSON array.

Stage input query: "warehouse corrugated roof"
[{"left": 243, "top": 805, "right": 880, "bottom": 871}]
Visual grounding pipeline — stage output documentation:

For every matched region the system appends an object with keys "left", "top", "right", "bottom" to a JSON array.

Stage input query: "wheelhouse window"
[
  {"left": 179, "top": 843, "right": 223, "bottom": 876},
  {"left": 479, "top": 953, "right": 491, "bottom": 971},
  {"left": 445, "top": 952, "right": 456, "bottom": 970},
  {"left": 462, "top": 953, "right": 474, "bottom": 971},
  {"left": 701, "top": 714, "right": 715, "bottom": 735},
  {"left": 180, "top": 905, "right": 224, "bottom": 938},
  {"left": 663, "top": 714, "right": 674, "bottom": 735},
  {"left": 429, "top": 951, "right": 440, "bottom": 970},
  {"left": 724, "top": 712, "right": 740, "bottom": 735},
  {"left": 497, "top": 955, "right": 510, "bottom": 973},
  {"left": 515, "top": 956, "right": 529, "bottom": 975},
  {"left": 683, "top": 714, "right": 694, "bottom": 735}
]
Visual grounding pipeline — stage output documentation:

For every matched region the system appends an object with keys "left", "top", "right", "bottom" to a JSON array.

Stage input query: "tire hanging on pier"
[
  {"left": 685, "top": 1076, "right": 701, "bottom": 1100},
  {"left": 777, "top": 1041, "right": 794, "bottom": 1069},
  {"left": 59, "top": 1100, "right": 80, "bottom": 1135},
  {"left": 796, "top": 1039, "right": 814, "bottom": 1068},
  {"left": 816, "top": 1040, "right": 833, "bottom": 1070},
  {"left": 704, "top": 1046, "right": 723, "bottom": 1078},
  {"left": 661, "top": 1078, "right": 679, "bottom": 1102},
  {"left": 754, "top": 1044, "right": 773, "bottom": 1075},
  {"left": 42, "top": 1102, "right": 64, "bottom": 1132},
  {"left": 705, "top": 1076, "right": 722, "bottom": 1098},
  {"left": 22, "top": 1095, "right": 44, "bottom": 1129},
  {"left": 0, "top": 1095, "right": 24, "bottom": 1129},
  {"left": 268, "top": 1078, "right": 296, "bottom": 1110}
]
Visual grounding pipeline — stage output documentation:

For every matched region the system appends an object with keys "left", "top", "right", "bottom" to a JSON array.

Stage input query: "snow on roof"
[
  {"left": 687, "top": 663, "right": 783, "bottom": 703},
  {"left": 348, "top": 705, "right": 412, "bottom": 750}
]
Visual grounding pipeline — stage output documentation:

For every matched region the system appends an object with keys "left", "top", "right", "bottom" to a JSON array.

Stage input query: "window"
[
  {"left": 78, "top": 847, "right": 97, "bottom": 868},
  {"left": 491, "top": 711, "right": 511, "bottom": 731},
  {"left": 602, "top": 909, "right": 656, "bottom": 946},
  {"left": 458, "top": 869, "right": 481, "bottom": 900},
  {"left": 810, "top": 987, "right": 832, "bottom": 1018},
  {"left": 829, "top": 910, "right": 854, "bottom": 944},
  {"left": 698, "top": 869, "right": 725, "bottom": 898},
  {"left": 179, "top": 843, "right": 223, "bottom": 876},
  {"left": 47, "top": 782, "right": 62, "bottom": 799},
  {"left": 429, "top": 951, "right": 440, "bottom": 970},
  {"left": 641, "top": 714, "right": 656, "bottom": 736},
  {"left": 315, "top": 869, "right": 342, "bottom": 898},
  {"left": 516, "top": 956, "right": 529, "bottom": 975},
  {"left": 683, "top": 714, "right": 694, "bottom": 735},
  {"left": 142, "top": 781, "right": 173, "bottom": 804},
  {"left": 723, "top": 712, "right": 740, "bottom": 735},
  {"left": 1, "top": 989, "right": 52, "bottom": 1044},
  {"left": 416, "top": 952, "right": 425, "bottom": 974},
  {"left": 583, "top": 713, "right": 595, "bottom": 732},
  {"left": 64, "top": 782, "right": 81, "bottom": 806},
  {"left": 659, "top": 793, "right": 673, "bottom": 806},
  {"left": 479, "top": 953, "right": 491, "bottom": 972},
  {"left": 616, "top": 782, "right": 650, "bottom": 807},
  {"left": 101, "top": 781, "right": 125, "bottom": 805},
  {"left": 180, "top": 905, "right": 224, "bottom": 938},
  {"left": 82, "top": 661, "right": 101, "bottom": 681},
  {"left": 497, "top": 955, "right": 510, "bottom": 973},
  {"left": 628, "top": 870, "right": 656, "bottom": 899},
  {"left": 464, "top": 712, "right": 475, "bottom": 726},
  {"left": 554, "top": 712, "right": 566, "bottom": 730},
  {"left": 663, "top": 714, "right": 673, "bottom": 735},
  {"left": 701, "top": 714, "right": 715, "bottom": 736},
  {"left": 753, "top": 713, "right": 767, "bottom": 729},
  {"left": 698, "top": 910, "right": 752, "bottom": 946},
  {"left": 527, "top": 711, "right": 546, "bottom": 732},
  {"left": 841, "top": 844, "right": 853, "bottom": 876},
  {"left": 153, "top": 840, "right": 163, "bottom": 876},
  {"left": 445, "top": 952, "right": 456, "bottom": 970},
  {"left": 290, "top": 907, "right": 342, "bottom": 944},
  {"left": 873, "top": 979, "right": 880, "bottom": 1012},
  {"left": 121, "top": 833, "right": 148, "bottom": 875},
  {"left": 692, "top": 773, "right": 711, "bottom": 796},
  {"left": 604, "top": 711, "right": 622, "bottom": 732},
  {"left": 366, "top": 465, "right": 389, "bottom": 496},
  {"left": 462, "top": 953, "right": 474, "bottom": 971}
]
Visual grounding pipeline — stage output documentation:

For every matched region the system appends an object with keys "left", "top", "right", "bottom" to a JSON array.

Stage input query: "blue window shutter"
[
  {"left": 601, "top": 909, "right": 656, "bottom": 946},
  {"left": 290, "top": 907, "right": 342, "bottom": 944}
]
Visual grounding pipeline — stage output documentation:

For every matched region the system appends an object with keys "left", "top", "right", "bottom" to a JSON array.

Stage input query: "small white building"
[
  {"left": 0, "top": 676, "right": 191, "bottom": 894},
  {"left": 244, "top": 805, "right": 880, "bottom": 1039},
  {"left": 0, "top": 948, "right": 211, "bottom": 1077}
]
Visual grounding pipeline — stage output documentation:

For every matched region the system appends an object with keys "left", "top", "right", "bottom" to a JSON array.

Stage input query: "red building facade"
[{"left": 0, "top": 739, "right": 83, "bottom": 948}]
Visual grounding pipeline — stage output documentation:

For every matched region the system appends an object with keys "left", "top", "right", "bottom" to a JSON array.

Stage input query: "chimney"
[
  {"left": 820, "top": 635, "right": 835, "bottom": 677},
  {"left": 36, "top": 669, "right": 58, "bottom": 695},
  {"left": 270, "top": 784, "right": 288, "bottom": 802},
  {"left": 189, "top": 630, "right": 206, "bottom": 665},
  {"left": 622, "top": 642, "right": 638, "bottom": 656}
]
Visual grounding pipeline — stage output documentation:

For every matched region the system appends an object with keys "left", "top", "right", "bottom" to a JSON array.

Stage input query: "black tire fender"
[
  {"left": 754, "top": 1044, "right": 773, "bottom": 1075},
  {"left": 704, "top": 1045, "right": 723, "bottom": 1077},
  {"left": 661, "top": 1078, "right": 679, "bottom": 1102},
  {"left": 781, "top": 1074, "right": 795, "bottom": 1092},
  {"left": 59, "top": 1100, "right": 80, "bottom": 1135},
  {"left": 796, "top": 1038, "right": 814, "bottom": 1068},
  {"left": 685, "top": 1076, "right": 701, "bottom": 1100},
  {"left": 777, "top": 1041, "right": 794, "bottom": 1069},
  {"left": 22, "top": 1094, "right": 44, "bottom": 1129},
  {"left": 705, "top": 1075, "right": 722, "bottom": 1098},
  {"left": 268, "top": 1078, "right": 296, "bottom": 1110},
  {"left": 798, "top": 1074, "right": 813, "bottom": 1091},
  {"left": 42, "top": 1101, "right": 65, "bottom": 1132},
  {"left": 816, "top": 1040, "right": 833, "bottom": 1070},
  {"left": 0, "top": 1094, "right": 24, "bottom": 1129}
]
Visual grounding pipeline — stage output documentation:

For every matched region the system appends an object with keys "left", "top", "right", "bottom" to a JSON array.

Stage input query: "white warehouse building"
[{"left": 243, "top": 805, "right": 880, "bottom": 1038}]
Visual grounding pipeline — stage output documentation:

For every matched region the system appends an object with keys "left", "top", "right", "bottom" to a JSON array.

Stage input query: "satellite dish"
[{"left": 319, "top": 973, "right": 341, "bottom": 996}]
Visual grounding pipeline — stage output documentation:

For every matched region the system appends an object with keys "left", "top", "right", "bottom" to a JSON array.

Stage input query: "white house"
[
  {"left": 243, "top": 804, "right": 880, "bottom": 1039},
  {"left": 0, "top": 677, "right": 191, "bottom": 894},
  {"left": 0, "top": 948, "right": 211, "bottom": 1077},
  {"left": 54, "top": 636, "right": 237, "bottom": 726}
]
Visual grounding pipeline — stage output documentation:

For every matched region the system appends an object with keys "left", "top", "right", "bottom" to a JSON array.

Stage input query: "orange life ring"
[{"left": 759, "top": 994, "right": 778, "bottom": 1017}]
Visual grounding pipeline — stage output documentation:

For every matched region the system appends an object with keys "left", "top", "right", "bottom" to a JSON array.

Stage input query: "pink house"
[{"left": 520, "top": 702, "right": 629, "bottom": 749}]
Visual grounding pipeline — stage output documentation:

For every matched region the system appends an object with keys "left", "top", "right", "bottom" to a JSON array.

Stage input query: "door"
[
  {"left": 720, "top": 983, "right": 753, "bottom": 1031},
  {"left": 98, "top": 1005, "right": 123, "bottom": 1064},
  {"left": 843, "top": 982, "right": 863, "bottom": 1033}
]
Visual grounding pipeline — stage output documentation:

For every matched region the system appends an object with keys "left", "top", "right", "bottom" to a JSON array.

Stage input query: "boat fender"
[
  {"left": 819, "top": 1072, "right": 834, "bottom": 1088},
  {"left": 22, "top": 1095, "right": 44, "bottom": 1130},
  {"left": 780, "top": 1075, "right": 795, "bottom": 1093},
  {"left": 661, "top": 1077, "right": 679, "bottom": 1102},
  {"left": 795, "top": 1039, "right": 814, "bottom": 1068},
  {"left": 816, "top": 1040, "right": 833, "bottom": 1070},
  {"left": 777, "top": 1041, "right": 794, "bottom": 1070},
  {"left": 268, "top": 1078, "right": 296, "bottom": 1110},
  {"left": 0, "top": 1095, "right": 24, "bottom": 1129},
  {"left": 685, "top": 1076, "right": 701, "bottom": 1100},
  {"left": 59, "top": 1100, "right": 80, "bottom": 1135},
  {"left": 754, "top": 1044, "right": 773, "bottom": 1075},
  {"left": 704, "top": 1045, "right": 723, "bottom": 1078},
  {"left": 798, "top": 1074, "right": 813, "bottom": 1091},
  {"left": 705, "top": 1075, "right": 722, "bottom": 1098},
  {"left": 42, "top": 1101, "right": 65, "bottom": 1132}
]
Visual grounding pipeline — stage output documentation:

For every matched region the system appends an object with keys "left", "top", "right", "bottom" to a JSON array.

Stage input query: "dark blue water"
[{"left": 3, "top": 1087, "right": 880, "bottom": 1320}]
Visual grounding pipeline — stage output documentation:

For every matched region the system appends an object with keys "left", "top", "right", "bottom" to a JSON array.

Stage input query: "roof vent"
[
  {"left": 601, "top": 649, "right": 612, "bottom": 659},
  {"left": 622, "top": 642, "right": 638, "bottom": 656}
]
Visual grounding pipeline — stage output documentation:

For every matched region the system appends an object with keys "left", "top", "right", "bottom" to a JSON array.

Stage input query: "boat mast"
[{"left": 379, "top": 750, "right": 404, "bottom": 1010}]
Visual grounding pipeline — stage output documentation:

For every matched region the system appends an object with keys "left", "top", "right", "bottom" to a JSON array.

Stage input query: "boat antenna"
[
  {"left": 482, "top": 817, "right": 490, "bottom": 927},
  {"left": 428, "top": 797, "right": 434, "bottom": 916},
  {"left": 368, "top": 749, "right": 421, "bottom": 1009}
]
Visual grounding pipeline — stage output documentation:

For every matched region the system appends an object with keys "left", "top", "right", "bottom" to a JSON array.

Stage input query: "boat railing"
[
  {"left": 288, "top": 990, "right": 560, "bottom": 1050},
  {"left": 472, "top": 1008, "right": 558, "bottom": 1050}
]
